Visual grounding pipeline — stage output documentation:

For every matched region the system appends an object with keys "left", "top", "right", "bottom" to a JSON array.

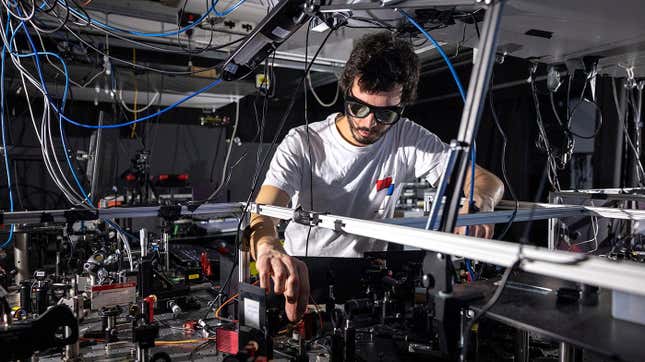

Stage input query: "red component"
[
  {"left": 158, "top": 174, "right": 169, "bottom": 181},
  {"left": 200, "top": 251, "right": 213, "bottom": 277},
  {"left": 216, "top": 328, "right": 239, "bottom": 355},
  {"left": 216, "top": 246, "right": 230, "bottom": 255},
  {"left": 177, "top": 173, "right": 189, "bottom": 181},
  {"left": 298, "top": 312, "right": 316, "bottom": 339},
  {"left": 143, "top": 295, "right": 156, "bottom": 323},
  {"left": 125, "top": 173, "right": 136, "bottom": 182},
  {"left": 375, "top": 176, "right": 393, "bottom": 192},
  {"left": 183, "top": 320, "right": 198, "bottom": 331}
]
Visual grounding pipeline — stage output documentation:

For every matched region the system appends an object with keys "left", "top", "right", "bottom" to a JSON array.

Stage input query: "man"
[{"left": 249, "top": 32, "right": 504, "bottom": 322}]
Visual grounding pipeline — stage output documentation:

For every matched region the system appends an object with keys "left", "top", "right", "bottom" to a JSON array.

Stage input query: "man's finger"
[
  {"left": 282, "top": 257, "right": 299, "bottom": 304},
  {"left": 270, "top": 258, "right": 289, "bottom": 294},
  {"left": 484, "top": 224, "right": 494, "bottom": 239},
  {"left": 297, "top": 262, "right": 310, "bottom": 318},
  {"left": 256, "top": 257, "right": 272, "bottom": 291}
]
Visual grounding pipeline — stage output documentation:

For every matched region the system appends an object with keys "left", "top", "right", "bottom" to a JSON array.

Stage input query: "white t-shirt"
[{"left": 262, "top": 113, "right": 449, "bottom": 257}]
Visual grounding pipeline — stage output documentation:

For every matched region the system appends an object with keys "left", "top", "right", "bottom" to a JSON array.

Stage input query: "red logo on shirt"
[{"left": 376, "top": 177, "right": 393, "bottom": 192}]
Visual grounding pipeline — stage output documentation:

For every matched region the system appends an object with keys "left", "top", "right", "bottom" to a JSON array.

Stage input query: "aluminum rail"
[
  {"left": 250, "top": 203, "right": 645, "bottom": 297},
  {"left": 499, "top": 201, "right": 645, "bottom": 221},
  {"left": 1, "top": 203, "right": 243, "bottom": 225},
  {"left": 391, "top": 202, "right": 645, "bottom": 229},
  {"left": 318, "top": 0, "right": 484, "bottom": 13}
]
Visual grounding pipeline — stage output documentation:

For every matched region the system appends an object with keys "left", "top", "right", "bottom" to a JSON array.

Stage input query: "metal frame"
[
  {"left": 547, "top": 189, "right": 645, "bottom": 250},
  {"left": 250, "top": 203, "right": 645, "bottom": 298},
  {"left": 391, "top": 201, "right": 645, "bottom": 229},
  {"left": 318, "top": 0, "right": 485, "bottom": 13},
  {"left": 0, "top": 203, "right": 242, "bottom": 225}
]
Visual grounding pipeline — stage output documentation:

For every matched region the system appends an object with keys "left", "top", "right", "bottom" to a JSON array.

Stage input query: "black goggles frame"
[{"left": 343, "top": 92, "right": 404, "bottom": 125}]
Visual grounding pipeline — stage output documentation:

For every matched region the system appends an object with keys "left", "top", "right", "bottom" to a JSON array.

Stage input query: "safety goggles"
[{"left": 344, "top": 91, "right": 404, "bottom": 125}]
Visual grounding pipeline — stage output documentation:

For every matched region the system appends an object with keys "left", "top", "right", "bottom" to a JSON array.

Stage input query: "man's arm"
[
  {"left": 250, "top": 185, "right": 310, "bottom": 322},
  {"left": 458, "top": 164, "right": 505, "bottom": 238}
]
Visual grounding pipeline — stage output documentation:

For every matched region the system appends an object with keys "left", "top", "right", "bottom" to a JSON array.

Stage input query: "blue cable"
[
  {"left": 55, "top": 0, "right": 245, "bottom": 38},
  {"left": 400, "top": 10, "right": 476, "bottom": 211},
  {"left": 213, "top": 0, "right": 246, "bottom": 17},
  {"left": 7, "top": 20, "right": 223, "bottom": 129},
  {"left": 12, "top": 14, "right": 138, "bottom": 241},
  {"left": 401, "top": 10, "right": 479, "bottom": 279},
  {"left": 465, "top": 259, "right": 475, "bottom": 281},
  {"left": 399, "top": 10, "right": 466, "bottom": 101},
  {"left": 0, "top": 15, "right": 14, "bottom": 249}
]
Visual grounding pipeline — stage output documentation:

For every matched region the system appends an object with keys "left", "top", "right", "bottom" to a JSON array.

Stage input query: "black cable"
[
  {"left": 175, "top": 0, "right": 216, "bottom": 55},
  {"left": 208, "top": 128, "right": 225, "bottom": 183},
  {"left": 217, "top": 25, "right": 339, "bottom": 297},
  {"left": 460, "top": 258, "right": 521, "bottom": 362},
  {"left": 29, "top": 0, "right": 70, "bottom": 34},
  {"left": 67, "top": 0, "right": 91, "bottom": 27},
  {"left": 304, "top": 20, "right": 314, "bottom": 257},
  {"left": 62, "top": 23, "right": 229, "bottom": 75},
  {"left": 530, "top": 66, "right": 562, "bottom": 190},
  {"left": 488, "top": 74, "right": 518, "bottom": 240},
  {"left": 550, "top": 88, "right": 603, "bottom": 139}
]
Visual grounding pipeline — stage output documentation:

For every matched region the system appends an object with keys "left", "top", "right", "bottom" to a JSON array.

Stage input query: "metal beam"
[
  {"left": 250, "top": 203, "right": 645, "bottom": 298},
  {"left": 389, "top": 202, "right": 645, "bottom": 229},
  {"left": 318, "top": 0, "right": 483, "bottom": 13},
  {"left": 1, "top": 203, "right": 243, "bottom": 225}
]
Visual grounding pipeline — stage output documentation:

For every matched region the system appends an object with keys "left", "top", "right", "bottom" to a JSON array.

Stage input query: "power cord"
[{"left": 488, "top": 73, "right": 518, "bottom": 240}]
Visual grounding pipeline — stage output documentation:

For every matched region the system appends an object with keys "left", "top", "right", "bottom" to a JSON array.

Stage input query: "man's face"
[{"left": 346, "top": 79, "right": 403, "bottom": 146}]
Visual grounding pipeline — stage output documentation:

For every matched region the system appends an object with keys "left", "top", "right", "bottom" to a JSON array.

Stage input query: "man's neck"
[{"left": 335, "top": 114, "right": 365, "bottom": 147}]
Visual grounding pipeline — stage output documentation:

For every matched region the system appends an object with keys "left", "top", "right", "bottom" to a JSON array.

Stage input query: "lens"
[
  {"left": 346, "top": 101, "right": 370, "bottom": 118},
  {"left": 374, "top": 110, "right": 399, "bottom": 124}
]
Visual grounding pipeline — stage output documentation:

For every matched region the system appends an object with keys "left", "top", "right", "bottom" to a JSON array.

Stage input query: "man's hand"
[
  {"left": 455, "top": 223, "right": 494, "bottom": 239},
  {"left": 455, "top": 194, "right": 495, "bottom": 239},
  {"left": 255, "top": 242, "right": 310, "bottom": 322}
]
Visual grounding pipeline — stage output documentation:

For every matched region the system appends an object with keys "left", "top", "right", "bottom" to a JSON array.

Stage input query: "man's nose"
[{"left": 356, "top": 112, "right": 377, "bottom": 128}]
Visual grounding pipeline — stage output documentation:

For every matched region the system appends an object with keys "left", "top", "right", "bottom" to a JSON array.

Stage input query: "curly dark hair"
[{"left": 340, "top": 32, "right": 420, "bottom": 104}]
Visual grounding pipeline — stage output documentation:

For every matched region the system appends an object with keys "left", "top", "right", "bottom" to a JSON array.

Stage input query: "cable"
[
  {"left": 5, "top": 22, "right": 225, "bottom": 129},
  {"left": 530, "top": 65, "right": 562, "bottom": 191},
  {"left": 0, "top": 16, "right": 15, "bottom": 249},
  {"left": 3, "top": 0, "right": 35, "bottom": 21},
  {"left": 10, "top": 20, "right": 93, "bottom": 205},
  {"left": 2, "top": 11, "right": 87, "bottom": 206},
  {"left": 550, "top": 77, "right": 603, "bottom": 139},
  {"left": 199, "top": 98, "right": 240, "bottom": 203},
  {"left": 403, "top": 10, "right": 479, "bottom": 245},
  {"left": 460, "top": 258, "right": 521, "bottom": 361},
  {"left": 57, "top": 0, "right": 247, "bottom": 38},
  {"left": 612, "top": 78, "right": 645, "bottom": 185},
  {"left": 62, "top": 23, "right": 234, "bottom": 75},
  {"left": 7, "top": 9, "right": 138, "bottom": 240},
  {"left": 119, "top": 89, "right": 160, "bottom": 113},
  {"left": 217, "top": 24, "right": 338, "bottom": 298},
  {"left": 307, "top": 71, "right": 339, "bottom": 107},
  {"left": 213, "top": 0, "right": 246, "bottom": 17},
  {"left": 489, "top": 74, "right": 518, "bottom": 240},
  {"left": 29, "top": 0, "right": 70, "bottom": 34},
  {"left": 303, "top": 20, "right": 314, "bottom": 257}
]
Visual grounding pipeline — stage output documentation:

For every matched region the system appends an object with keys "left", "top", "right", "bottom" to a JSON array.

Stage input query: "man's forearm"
[{"left": 465, "top": 165, "right": 504, "bottom": 212}]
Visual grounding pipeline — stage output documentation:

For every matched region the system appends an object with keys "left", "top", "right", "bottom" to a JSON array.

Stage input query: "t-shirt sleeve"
[
  {"left": 404, "top": 122, "right": 450, "bottom": 186},
  {"left": 262, "top": 128, "right": 304, "bottom": 197}
]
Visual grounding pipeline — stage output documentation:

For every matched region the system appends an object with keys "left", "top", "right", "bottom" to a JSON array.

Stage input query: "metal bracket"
[
  {"left": 40, "top": 213, "right": 54, "bottom": 224},
  {"left": 292, "top": 206, "right": 325, "bottom": 227},
  {"left": 157, "top": 205, "right": 181, "bottom": 223},
  {"left": 63, "top": 209, "right": 99, "bottom": 224}
]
